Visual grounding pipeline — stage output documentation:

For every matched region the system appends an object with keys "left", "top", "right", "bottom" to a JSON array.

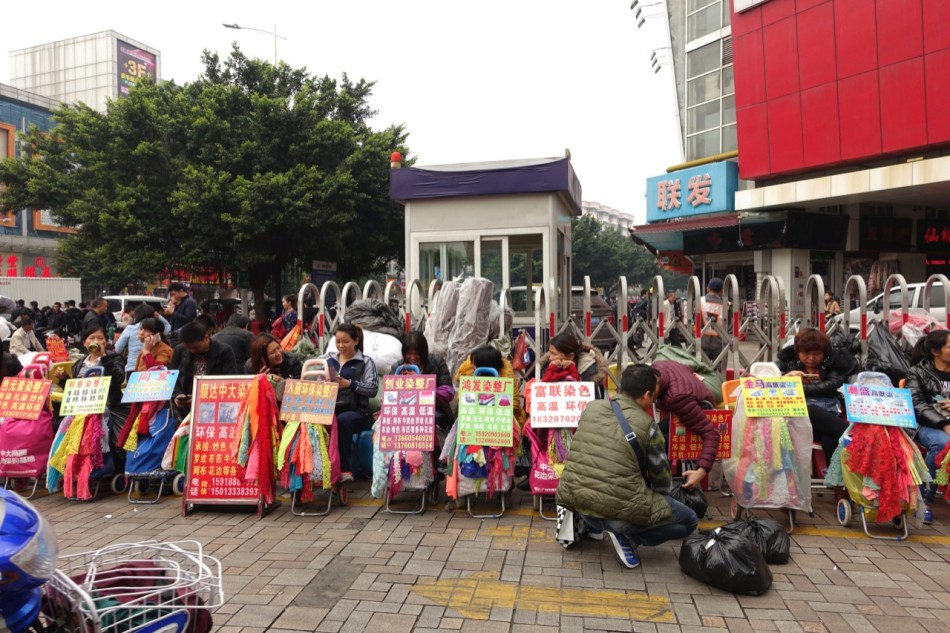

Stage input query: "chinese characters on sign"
[
  {"left": 117, "top": 41, "right": 157, "bottom": 98},
  {"left": 656, "top": 174, "right": 712, "bottom": 211},
  {"left": 59, "top": 377, "right": 112, "bottom": 416},
  {"left": 843, "top": 384, "right": 917, "bottom": 429},
  {"left": 0, "top": 378, "right": 52, "bottom": 420},
  {"left": 186, "top": 377, "right": 259, "bottom": 504},
  {"left": 457, "top": 376, "right": 515, "bottom": 447},
  {"left": 529, "top": 381, "right": 595, "bottom": 429},
  {"left": 378, "top": 374, "right": 437, "bottom": 451},
  {"left": 739, "top": 377, "right": 808, "bottom": 418},
  {"left": 279, "top": 380, "right": 338, "bottom": 425},
  {"left": 45, "top": 337, "right": 69, "bottom": 363},
  {"left": 122, "top": 370, "right": 179, "bottom": 404},
  {"left": 668, "top": 410, "right": 732, "bottom": 461}
]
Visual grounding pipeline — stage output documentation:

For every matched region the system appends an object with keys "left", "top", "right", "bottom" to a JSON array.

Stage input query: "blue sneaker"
[
  {"left": 923, "top": 507, "right": 934, "bottom": 525},
  {"left": 606, "top": 532, "right": 641, "bottom": 569},
  {"left": 587, "top": 527, "right": 605, "bottom": 541}
]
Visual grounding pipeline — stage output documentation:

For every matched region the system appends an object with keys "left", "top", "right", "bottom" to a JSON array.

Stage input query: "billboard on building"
[
  {"left": 117, "top": 40, "right": 157, "bottom": 98},
  {"left": 646, "top": 161, "right": 739, "bottom": 223}
]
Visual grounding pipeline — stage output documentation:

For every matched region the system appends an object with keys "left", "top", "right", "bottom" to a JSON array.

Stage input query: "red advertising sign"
[
  {"left": 45, "top": 336, "right": 69, "bottom": 363},
  {"left": 183, "top": 376, "right": 259, "bottom": 507},
  {"left": 279, "top": 379, "right": 338, "bottom": 425},
  {"left": 378, "top": 374, "right": 436, "bottom": 451},
  {"left": 0, "top": 378, "right": 52, "bottom": 420},
  {"left": 668, "top": 409, "right": 732, "bottom": 461}
]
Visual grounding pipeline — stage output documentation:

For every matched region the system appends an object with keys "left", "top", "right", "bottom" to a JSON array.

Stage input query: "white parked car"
[{"left": 838, "top": 282, "right": 946, "bottom": 330}]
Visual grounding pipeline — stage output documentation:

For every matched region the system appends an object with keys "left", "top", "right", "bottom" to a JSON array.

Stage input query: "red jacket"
[{"left": 653, "top": 360, "right": 720, "bottom": 472}]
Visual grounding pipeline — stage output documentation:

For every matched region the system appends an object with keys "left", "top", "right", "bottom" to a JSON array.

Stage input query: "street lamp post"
[{"left": 222, "top": 23, "right": 286, "bottom": 66}]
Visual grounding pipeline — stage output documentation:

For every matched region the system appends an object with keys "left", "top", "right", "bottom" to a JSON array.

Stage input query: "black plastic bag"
[
  {"left": 865, "top": 325, "right": 911, "bottom": 386},
  {"left": 721, "top": 517, "right": 790, "bottom": 564},
  {"left": 670, "top": 485, "right": 709, "bottom": 519},
  {"left": 679, "top": 528, "right": 772, "bottom": 595}
]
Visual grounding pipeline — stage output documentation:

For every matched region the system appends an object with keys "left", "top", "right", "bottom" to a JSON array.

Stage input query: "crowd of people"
[{"left": 1, "top": 283, "right": 948, "bottom": 569}]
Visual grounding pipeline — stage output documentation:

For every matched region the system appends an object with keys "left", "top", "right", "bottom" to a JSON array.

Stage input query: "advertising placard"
[
  {"left": 843, "top": 384, "right": 917, "bottom": 429},
  {"left": 668, "top": 409, "right": 733, "bottom": 461},
  {"left": 279, "top": 379, "right": 338, "bottom": 425},
  {"left": 45, "top": 337, "right": 69, "bottom": 363},
  {"left": 122, "top": 369, "right": 179, "bottom": 403},
  {"left": 529, "top": 381, "right": 596, "bottom": 428},
  {"left": 117, "top": 40, "right": 157, "bottom": 98},
  {"left": 378, "top": 374, "right": 436, "bottom": 451},
  {"left": 0, "top": 378, "right": 52, "bottom": 420},
  {"left": 457, "top": 376, "right": 515, "bottom": 447},
  {"left": 739, "top": 377, "right": 808, "bottom": 418},
  {"left": 59, "top": 377, "right": 112, "bottom": 416},
  {"left": 183, "top": 376, "right": 259, "bottom": 507}
]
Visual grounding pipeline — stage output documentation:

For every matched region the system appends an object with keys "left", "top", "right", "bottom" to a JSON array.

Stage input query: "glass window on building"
[
  {"left": 0, "top": 126, "right": 10, "bottom": 159},
  {"left": 508, "top": 234, "right": 543, "bottom": 316},
  {"left": 686, "top": 38, "right": 735, "bottom": 161},
  {"left": 418, "top": 241, "right": 474, "bottom": 290}
]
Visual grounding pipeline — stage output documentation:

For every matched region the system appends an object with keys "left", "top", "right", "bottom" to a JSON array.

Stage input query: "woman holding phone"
[{"left": 776, "top": 328, "right": 857, "bottom": 465}]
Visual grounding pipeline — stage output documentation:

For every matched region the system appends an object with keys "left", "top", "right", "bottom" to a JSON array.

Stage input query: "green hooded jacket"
[{"left": 556, "top": 395, "right": 673, "bottom": 526}]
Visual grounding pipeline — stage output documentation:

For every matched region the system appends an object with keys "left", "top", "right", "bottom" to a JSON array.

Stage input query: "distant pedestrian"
[{"left": 164, "top": 282, "right": 198, "bottom": 332}]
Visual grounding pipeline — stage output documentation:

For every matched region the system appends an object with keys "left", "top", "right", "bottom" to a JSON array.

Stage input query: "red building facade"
[{"left": 732, "top": 0, "right": 950, "bottom": 181}]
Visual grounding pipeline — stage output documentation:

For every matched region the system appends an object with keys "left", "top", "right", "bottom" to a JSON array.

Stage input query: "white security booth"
[{"left": 389, "top": 157, "right": 583, "bottom": 328}]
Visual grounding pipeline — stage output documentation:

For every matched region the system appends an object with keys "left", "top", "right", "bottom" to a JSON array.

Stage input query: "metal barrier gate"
[{"left": 290, "top": 272, "right": 950, "bottom": 380}]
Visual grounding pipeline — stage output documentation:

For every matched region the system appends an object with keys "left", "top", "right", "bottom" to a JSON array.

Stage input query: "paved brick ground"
[{"left": 31, "top": 481, "right": 950, "bottom": 632}]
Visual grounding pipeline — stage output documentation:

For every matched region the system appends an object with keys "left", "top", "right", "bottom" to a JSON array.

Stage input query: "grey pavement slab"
[{"left": 27, "top": 479, "right": 950, "bottom": 632}]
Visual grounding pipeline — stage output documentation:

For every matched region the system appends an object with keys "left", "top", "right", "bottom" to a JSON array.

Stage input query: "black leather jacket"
[
  {"left": 905, "top": 357, "right": 950, "bottom": 431},
  {"left": 776, "top": 345, "right": 858, "bottom": 399}
]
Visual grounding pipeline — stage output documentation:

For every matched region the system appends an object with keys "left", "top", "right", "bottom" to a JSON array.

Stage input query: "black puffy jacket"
[
  {"left": 904, "top": 357, "right": 950, "bottom": 431},
  {"left": 775, "top": 345, "right": 858, "bottom": 399}
]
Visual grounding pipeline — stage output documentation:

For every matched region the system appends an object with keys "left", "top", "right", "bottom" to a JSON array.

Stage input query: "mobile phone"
[
  {"left": 934, "top": 395, "right": 946, "bottom": 403},
  {"left": 802, "top": 373, "right": 819, "bottom": 379}
]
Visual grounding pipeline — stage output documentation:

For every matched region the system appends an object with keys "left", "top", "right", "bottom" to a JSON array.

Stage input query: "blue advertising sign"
[
  {"left": 842, "top": 384, "right": 917, "bottom": 429},
  {"left": 122, "top": 370, "right": 178, "bottom": 404},
  {"left": 646, "top": 161, "right": 739, "bottom": 223}
]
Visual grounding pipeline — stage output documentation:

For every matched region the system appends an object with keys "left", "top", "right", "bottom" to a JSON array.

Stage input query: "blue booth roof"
[{"left": 390, "top": 157, "right": 583, "bottom": 216}]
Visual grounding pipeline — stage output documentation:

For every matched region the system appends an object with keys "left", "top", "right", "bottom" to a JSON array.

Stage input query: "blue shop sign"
[{"left": 646, "top": 161, "right": 738, "bottom": 223}]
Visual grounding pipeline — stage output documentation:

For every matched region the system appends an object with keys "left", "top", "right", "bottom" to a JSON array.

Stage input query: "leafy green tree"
[
  {"left": 571, "top": 214, "right": 659, "bottom": 292},
  {"left": 0, "top": 46, "right": 409, "bottom": 312}
]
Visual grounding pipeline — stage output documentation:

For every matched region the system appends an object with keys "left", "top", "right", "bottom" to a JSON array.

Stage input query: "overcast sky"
[{"left": 2, "top": 1, "right": 682, "bottom": 223}]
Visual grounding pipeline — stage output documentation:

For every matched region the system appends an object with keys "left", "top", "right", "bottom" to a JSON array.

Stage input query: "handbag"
[
  {"left": 555, "top": 504, "right": 588, "bottom": 549},
  {"left": 271, "top": 315, "right": 287, "bottom": 340}
]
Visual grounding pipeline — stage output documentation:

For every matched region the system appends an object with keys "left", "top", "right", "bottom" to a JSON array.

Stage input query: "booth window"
[{"left": 419, "top": 241, "right": 474, "bottom": 289}]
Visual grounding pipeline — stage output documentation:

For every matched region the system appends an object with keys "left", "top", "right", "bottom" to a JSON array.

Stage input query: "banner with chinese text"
[
  {"left": 45, "top": 337, "right": 69, "bottom": 363},
  {"left": 457, "top": 376, "right": 515, "bottom": 447},
  {"left": 378, "top": 374, "right": 436, "bottom": 451},
  {"left": 843, "top": 384, "right": 917, "bottom": 429},
  {"left": 529, "top": 381, "right": 595, "bottom": 428},
  {"left": 184, "top": 376, "right": 259, "bottom": 506},
  {"left": 739, "top": 377, "right": 808, "bottom": 418},
  {"left": 668, "top": 410, "right": 732, "bottom": 461},
  {"left": 0, "top": 378, "right": 52, "bottom": 420},
  {"left": 279, "top": 379, "right": 338, "bottom": 425},
  {"left": 60, "top": 377, "right": 112, "bottom": 416},
  {"left": 122, "top": 369, "right": 179, "bottom": 403}
]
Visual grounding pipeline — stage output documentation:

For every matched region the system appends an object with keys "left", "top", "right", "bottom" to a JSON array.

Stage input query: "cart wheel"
[
  {"left": 836, "top": 499, "right": 852, "bottom": 527},
  {"left": 428, "top": 483, "right": 440, "bottom": 505},
  {"left": 338, "top": 484, "right": 348, "bottom": 506},
  {"left": 172, "top": 473, "right": 186, "bottom": 496},
  {"left": 132, "top": 479, "right": 150, "bottom": 496},
  {"left": 110, "top": 474, "right": 127, "bottom": 494},
  {"left": 730, "top": 498, "right": 743, "bottom": 520}
]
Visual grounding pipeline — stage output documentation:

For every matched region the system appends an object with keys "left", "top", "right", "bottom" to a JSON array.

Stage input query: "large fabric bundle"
[
  {"left": 424, "top": 280, "right": 461, "bottom": 361},
  {"left": 344, "top": 299, "right": 404, "bottom": 339},
  {"left": 447, "top": 278, "right": 495, "bottom": 377}
]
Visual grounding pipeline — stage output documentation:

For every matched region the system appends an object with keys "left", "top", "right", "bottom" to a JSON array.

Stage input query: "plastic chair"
[{"left": 721, "top": 379, "right": 741, "bottom": 410}]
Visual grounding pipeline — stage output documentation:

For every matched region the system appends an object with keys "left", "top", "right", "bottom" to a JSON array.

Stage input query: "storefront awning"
[{"left": 629, "top": 214, "right": 740, "bottom": 254}]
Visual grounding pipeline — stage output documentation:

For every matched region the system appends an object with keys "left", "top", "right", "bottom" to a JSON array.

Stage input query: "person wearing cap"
[{"left": 701, "top": 278, "right": 725, "bottom": 367}]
